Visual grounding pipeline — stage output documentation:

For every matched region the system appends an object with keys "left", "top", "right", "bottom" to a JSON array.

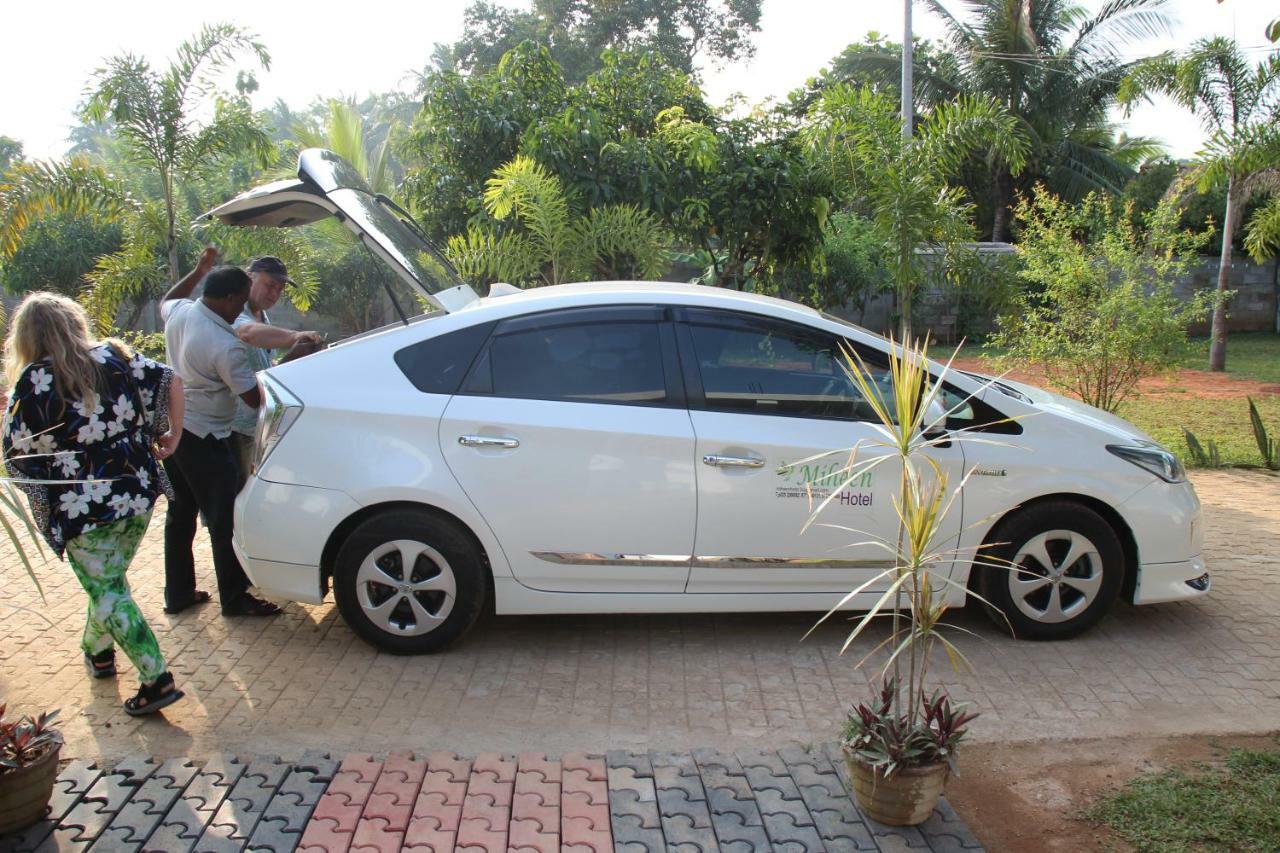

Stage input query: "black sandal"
[
  {"left": 84, "top": 649, "right": 117, "bottom": 679},
  {"left": 124, "top": 672, "right": 184, "bottom": 716},
  {"left": 164, "top": 590, "right": 212, "bottom": 615}
]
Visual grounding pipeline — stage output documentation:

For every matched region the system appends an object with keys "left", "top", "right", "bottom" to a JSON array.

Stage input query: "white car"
[{"left": 208, "top": 150, "right": 1209, "bottom": 654}]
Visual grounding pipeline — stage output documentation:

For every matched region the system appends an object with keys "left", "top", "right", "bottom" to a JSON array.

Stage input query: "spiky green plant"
[{"left": 798, "top": 336, "right": 1020, "bottom": 765}]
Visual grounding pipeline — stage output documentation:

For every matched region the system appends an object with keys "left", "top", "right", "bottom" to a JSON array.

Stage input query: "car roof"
[{"left": 469, "top": 280, "right": 824, "bottom": 320}]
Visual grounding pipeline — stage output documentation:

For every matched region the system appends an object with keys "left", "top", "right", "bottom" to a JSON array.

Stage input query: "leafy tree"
[
  {"left": 447, "top": 155, "right": 671, "bottom": 286},
  {"left": 1121, "top": 36, "right": 1280, "bottom": 370},
  {"left": 661, "top": 107, "right": 832, "bottom": 292},
  {"left": 403, "top": 42, "right": 569, "bottom": 240},
  {"left": 837, "top": 0, "right": 1171, "bottom": 241},
  {"left": 0, "top": 137, "right": 22, "bottom": 174},
  {"left": 990, "top": 190, "right": 1211, "bottom": 413},
  {"left": 0, "top": 214, "right": 122, "bottom": 296},
  {"left": 806, "top": 85, "right": 1028, "bottom": 338},
  {"left": 767, "top": 211, "right": 887, "bottom": 317},
  {"left": 435, "top": 0, "right": 762, "bottom": 82}
]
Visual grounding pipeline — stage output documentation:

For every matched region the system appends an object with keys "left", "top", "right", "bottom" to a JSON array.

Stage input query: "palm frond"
[{"left": 0, "top": 157, "right": 138, "bottom": 259}]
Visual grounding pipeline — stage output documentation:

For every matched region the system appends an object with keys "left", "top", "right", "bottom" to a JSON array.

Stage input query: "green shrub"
[{"left": 990, "top": 189, "right": 1212, "bottom": 413}]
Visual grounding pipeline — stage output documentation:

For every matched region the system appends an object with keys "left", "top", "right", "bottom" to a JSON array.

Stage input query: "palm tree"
[
  {"left": 839, "top": 0, "right": 1171, "bottom": 241},
  {"left": 0, "top": 25, "right": 274, "bottom": 326},
  {"left": 806, "top": 85, "right": 1028, "bottom": 338},
  {"left": 447, "top": 155, "right": 672, "bottom": 287},
  {"left": 81, "top": 23, "right": 273, "bottom": 283},
  {"left": 1121, "top": 36, "right": 1280, "bottom": 371}
]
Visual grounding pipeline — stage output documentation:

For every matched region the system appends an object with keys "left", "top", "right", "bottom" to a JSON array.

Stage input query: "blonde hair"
[{"left": 3, "top": 292, "right": 132, "bottom": 408}]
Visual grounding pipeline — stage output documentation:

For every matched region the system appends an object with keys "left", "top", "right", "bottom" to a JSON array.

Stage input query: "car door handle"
[
  {"left": 703, "top": 453, "right": 765, "bottom": 468},
  {"left": 459, "top": 435, "right": 520, "bottom": 449}
]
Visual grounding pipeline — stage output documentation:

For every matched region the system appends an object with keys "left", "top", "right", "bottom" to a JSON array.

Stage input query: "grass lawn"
[
  {"left": 1180, "top": 332, "right": 1280, "bottom": 384},
  {"left": 1084, "top": 741, "right": 1280, "bottom": 852}
]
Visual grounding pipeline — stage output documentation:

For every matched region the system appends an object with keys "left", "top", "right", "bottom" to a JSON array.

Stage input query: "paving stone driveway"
[
  {"left": 1, "top": 471, "right": 1278, "bottom": 764},
  {"left": 0, "top": 748, "right": 982, "bottom": 852}
]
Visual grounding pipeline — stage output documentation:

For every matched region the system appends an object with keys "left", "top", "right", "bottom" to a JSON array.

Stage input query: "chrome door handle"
[
  {"left": 703, "top": 453, "right": 765, "bottom": 468},
  {"left": 459, "top": 435, "right": 519, "bottom": 449}
]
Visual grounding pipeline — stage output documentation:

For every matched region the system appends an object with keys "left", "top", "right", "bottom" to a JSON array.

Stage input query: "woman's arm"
[{"left": 155, "top": 374, "right": 184, "bottom": 460}]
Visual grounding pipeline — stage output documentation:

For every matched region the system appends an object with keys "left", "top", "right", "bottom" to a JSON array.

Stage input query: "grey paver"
[
  {"left": 193, "top": 758, "right": 288, "bottom": 853},
  {"left": 0, "top": 760, "right": 103, "bottom": 853},
  {"left": 144, "top": 755, "right": 245, "bottom": 853}
]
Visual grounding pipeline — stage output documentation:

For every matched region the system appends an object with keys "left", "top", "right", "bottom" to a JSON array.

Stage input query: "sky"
[{"left": 1, "top": 0, "right": 1274, "bottom": 163}]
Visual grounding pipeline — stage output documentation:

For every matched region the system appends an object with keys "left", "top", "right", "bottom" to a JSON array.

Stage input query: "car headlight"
[{"left": 1106, "top": 442, "right": 1186, "bottom": 483}]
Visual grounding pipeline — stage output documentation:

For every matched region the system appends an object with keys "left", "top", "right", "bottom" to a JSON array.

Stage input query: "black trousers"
[{"left": 162, "top": 430, "right": 250, "bottom": 609}]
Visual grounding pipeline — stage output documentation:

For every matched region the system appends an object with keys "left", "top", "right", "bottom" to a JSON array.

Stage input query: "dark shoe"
[
  {"left": 223, "top": 593, "right": 281, "bottom": 617},
  {"left": 124, "top": 672, "right": 184, "bottom": 716},
  {"left": 84, "top": 649, "right": 117, "bottom": 679},
  {"left": 163, "top": 589, "right": 212, "bottom": 615}
]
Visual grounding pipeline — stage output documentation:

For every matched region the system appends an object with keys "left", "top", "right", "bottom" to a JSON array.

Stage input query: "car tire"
[
  {"left": 977, "top": 501, "right": 1124, "bottom": 641},
  {"left": 333, "top": 508, "right": 487, "bottom": 654}
]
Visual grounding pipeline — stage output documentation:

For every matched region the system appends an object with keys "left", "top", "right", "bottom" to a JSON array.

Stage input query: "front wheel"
[
  {"left": 978, "top": 501, "right": 1125, "bottom": 640},
  {"left": 333, "top": 509, "right": 486, "bottom": 654}
]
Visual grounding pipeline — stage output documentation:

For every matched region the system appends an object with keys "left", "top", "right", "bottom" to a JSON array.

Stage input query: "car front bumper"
[
  {"left": 1133, "top": 553, "right": 1210, "bottom": 604},
  {"left": 233, "top": 475, "right": 360, "bottom": 604}
]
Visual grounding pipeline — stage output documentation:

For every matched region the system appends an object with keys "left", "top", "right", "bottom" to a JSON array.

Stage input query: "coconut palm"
[
  {"left": 806, "top": 85, "right": 1028, "bottom": 338},
  {"left": 838, "top": 0, "right": 1171, "bottom": 241},
  {"left": 1121, "top": 36, "right": 1280, "bottom": 371},
  {"left": 447, "top": 155, "right": 672, "bottom": 287}
]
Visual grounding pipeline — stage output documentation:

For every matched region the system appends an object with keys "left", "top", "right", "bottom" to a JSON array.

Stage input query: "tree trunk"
[
  {"left": 1209, "top": 180, "right": 1237, "bottom": 372},
  {"left": 899, "top": 291, "right": 912, "bottom": 342},
  {"left": 991, "top": 169, "right": 1015, "bottom": 243}
]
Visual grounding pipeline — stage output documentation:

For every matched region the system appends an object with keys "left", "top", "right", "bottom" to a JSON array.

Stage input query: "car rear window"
[{"left": 394, "top": 321, "right": 495, "bottom": 394}]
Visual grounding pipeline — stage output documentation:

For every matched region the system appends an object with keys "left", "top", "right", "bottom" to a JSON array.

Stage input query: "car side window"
[
  {"left": 684, "top": 313, "right": 893, "bottom": 421},
  {"left": 469, "top": 319, "right": 669, "bottom": 405}
]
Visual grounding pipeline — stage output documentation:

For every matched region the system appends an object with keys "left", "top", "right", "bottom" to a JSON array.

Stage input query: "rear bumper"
[
  {"left": 233, "top": 476, "right": 360, "bottom": 604},
  {"left": 1133, "top": 554, "right": 1210, "bottom": 604}
]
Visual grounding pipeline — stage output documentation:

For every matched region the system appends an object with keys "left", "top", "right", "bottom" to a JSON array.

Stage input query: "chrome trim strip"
[
  {"left": 529, "top": 552, "right": 894, "bottom": 569},
  {"left": 695, "top": 556, "right": 895, "bottom": 569},
  {"left": 530, "top": 552, "right": 692, "bottom": 568}
]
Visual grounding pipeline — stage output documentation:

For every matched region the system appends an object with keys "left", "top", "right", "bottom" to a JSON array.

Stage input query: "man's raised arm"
[{"left": 161, "top": 245, "right": 219, "bottom": 303}]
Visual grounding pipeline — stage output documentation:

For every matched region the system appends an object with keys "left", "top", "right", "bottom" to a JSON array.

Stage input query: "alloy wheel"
[
  {"left": 354, "top": 539, "right": 457, "bottom": 636},
  {"left": 1008, "top": 529, "right": 1103, "bottom": 624}
]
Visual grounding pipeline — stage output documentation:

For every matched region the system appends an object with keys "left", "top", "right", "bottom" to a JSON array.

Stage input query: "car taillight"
[{"left": 253, "top": 374, "right": 303, "bottom": 472}]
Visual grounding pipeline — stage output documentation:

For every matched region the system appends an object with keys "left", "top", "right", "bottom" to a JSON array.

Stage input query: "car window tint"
[
  {"left": 394, "top": 321, "right": 495, "bottom": 394},
  {"left": 488, "top": 321, "right": 667, "bottom": 404},
  {"left": 687, "top": 318, "right": 893, "bottom": 420}
]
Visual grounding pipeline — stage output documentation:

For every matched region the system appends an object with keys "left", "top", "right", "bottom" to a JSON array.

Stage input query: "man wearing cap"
[
  {"left": 159, "top": 247, "right": 280, "bottom": 617},
  {"left": 228, "top": 256, "right": 325, "bottom": 483}
]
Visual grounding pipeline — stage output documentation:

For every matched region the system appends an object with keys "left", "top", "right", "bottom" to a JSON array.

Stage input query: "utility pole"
[{"left": 902, "top": 0, "right": 913, "bottom": 140}]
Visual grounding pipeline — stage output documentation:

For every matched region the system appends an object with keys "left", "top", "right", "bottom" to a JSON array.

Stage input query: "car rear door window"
[
  {"left": 682, "top": 311, "right": 892, "bottom": 421},
  {"left": 468, "top": 310, "right": 670, "bottom": 405},
  {"left": 394, "top": 321, "right": 496, "bottom": 394}
]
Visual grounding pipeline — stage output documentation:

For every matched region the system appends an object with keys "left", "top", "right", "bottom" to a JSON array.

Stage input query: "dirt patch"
[
  {"left": 946, "top": 733, "right": 1280, "bottom": 852},
  {"left": 952, "top": 358, "right": 1280, "bottom": 400}
]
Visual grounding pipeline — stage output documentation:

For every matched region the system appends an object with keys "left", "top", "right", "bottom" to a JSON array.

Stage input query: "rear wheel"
[
  {"left": 978, "top": 501, "right": 1124, "bottom": 640},
  {"left": 333, "top": 508, "right": 486, "bottom": 654}
]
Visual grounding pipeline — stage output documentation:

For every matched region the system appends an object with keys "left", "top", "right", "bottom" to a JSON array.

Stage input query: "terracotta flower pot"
[
  {"left": 845, "top": 751, "right": 949, "bottom": 826},
  {"left": 0, "top": 740, "right": 62, "bottom": 834}
]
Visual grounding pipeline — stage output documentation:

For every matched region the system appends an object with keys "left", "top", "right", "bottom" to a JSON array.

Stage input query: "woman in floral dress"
[{"left": 3, "top": 293, "right": 186, "bottom": 715}]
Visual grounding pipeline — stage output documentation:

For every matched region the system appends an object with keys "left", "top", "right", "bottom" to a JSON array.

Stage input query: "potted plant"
[
  {"left": 0, "top": 703, "right": 62, "bottom": 834},
  {"left": 801, "top": 336, "right": 1012, "bottom": 825}
]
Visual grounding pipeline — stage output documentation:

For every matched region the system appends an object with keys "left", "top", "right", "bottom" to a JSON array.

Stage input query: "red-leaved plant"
[
  {"left": 0, "top": 702, "right": 61, "bottom": 771},
  {"left": 841, "top": 678, "right": 978, "bottom": 778}
]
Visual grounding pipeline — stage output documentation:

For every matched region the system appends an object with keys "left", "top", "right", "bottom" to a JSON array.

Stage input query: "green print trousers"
[{"left": 65, "top": 512, "right": 166, "bottom": 683}]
